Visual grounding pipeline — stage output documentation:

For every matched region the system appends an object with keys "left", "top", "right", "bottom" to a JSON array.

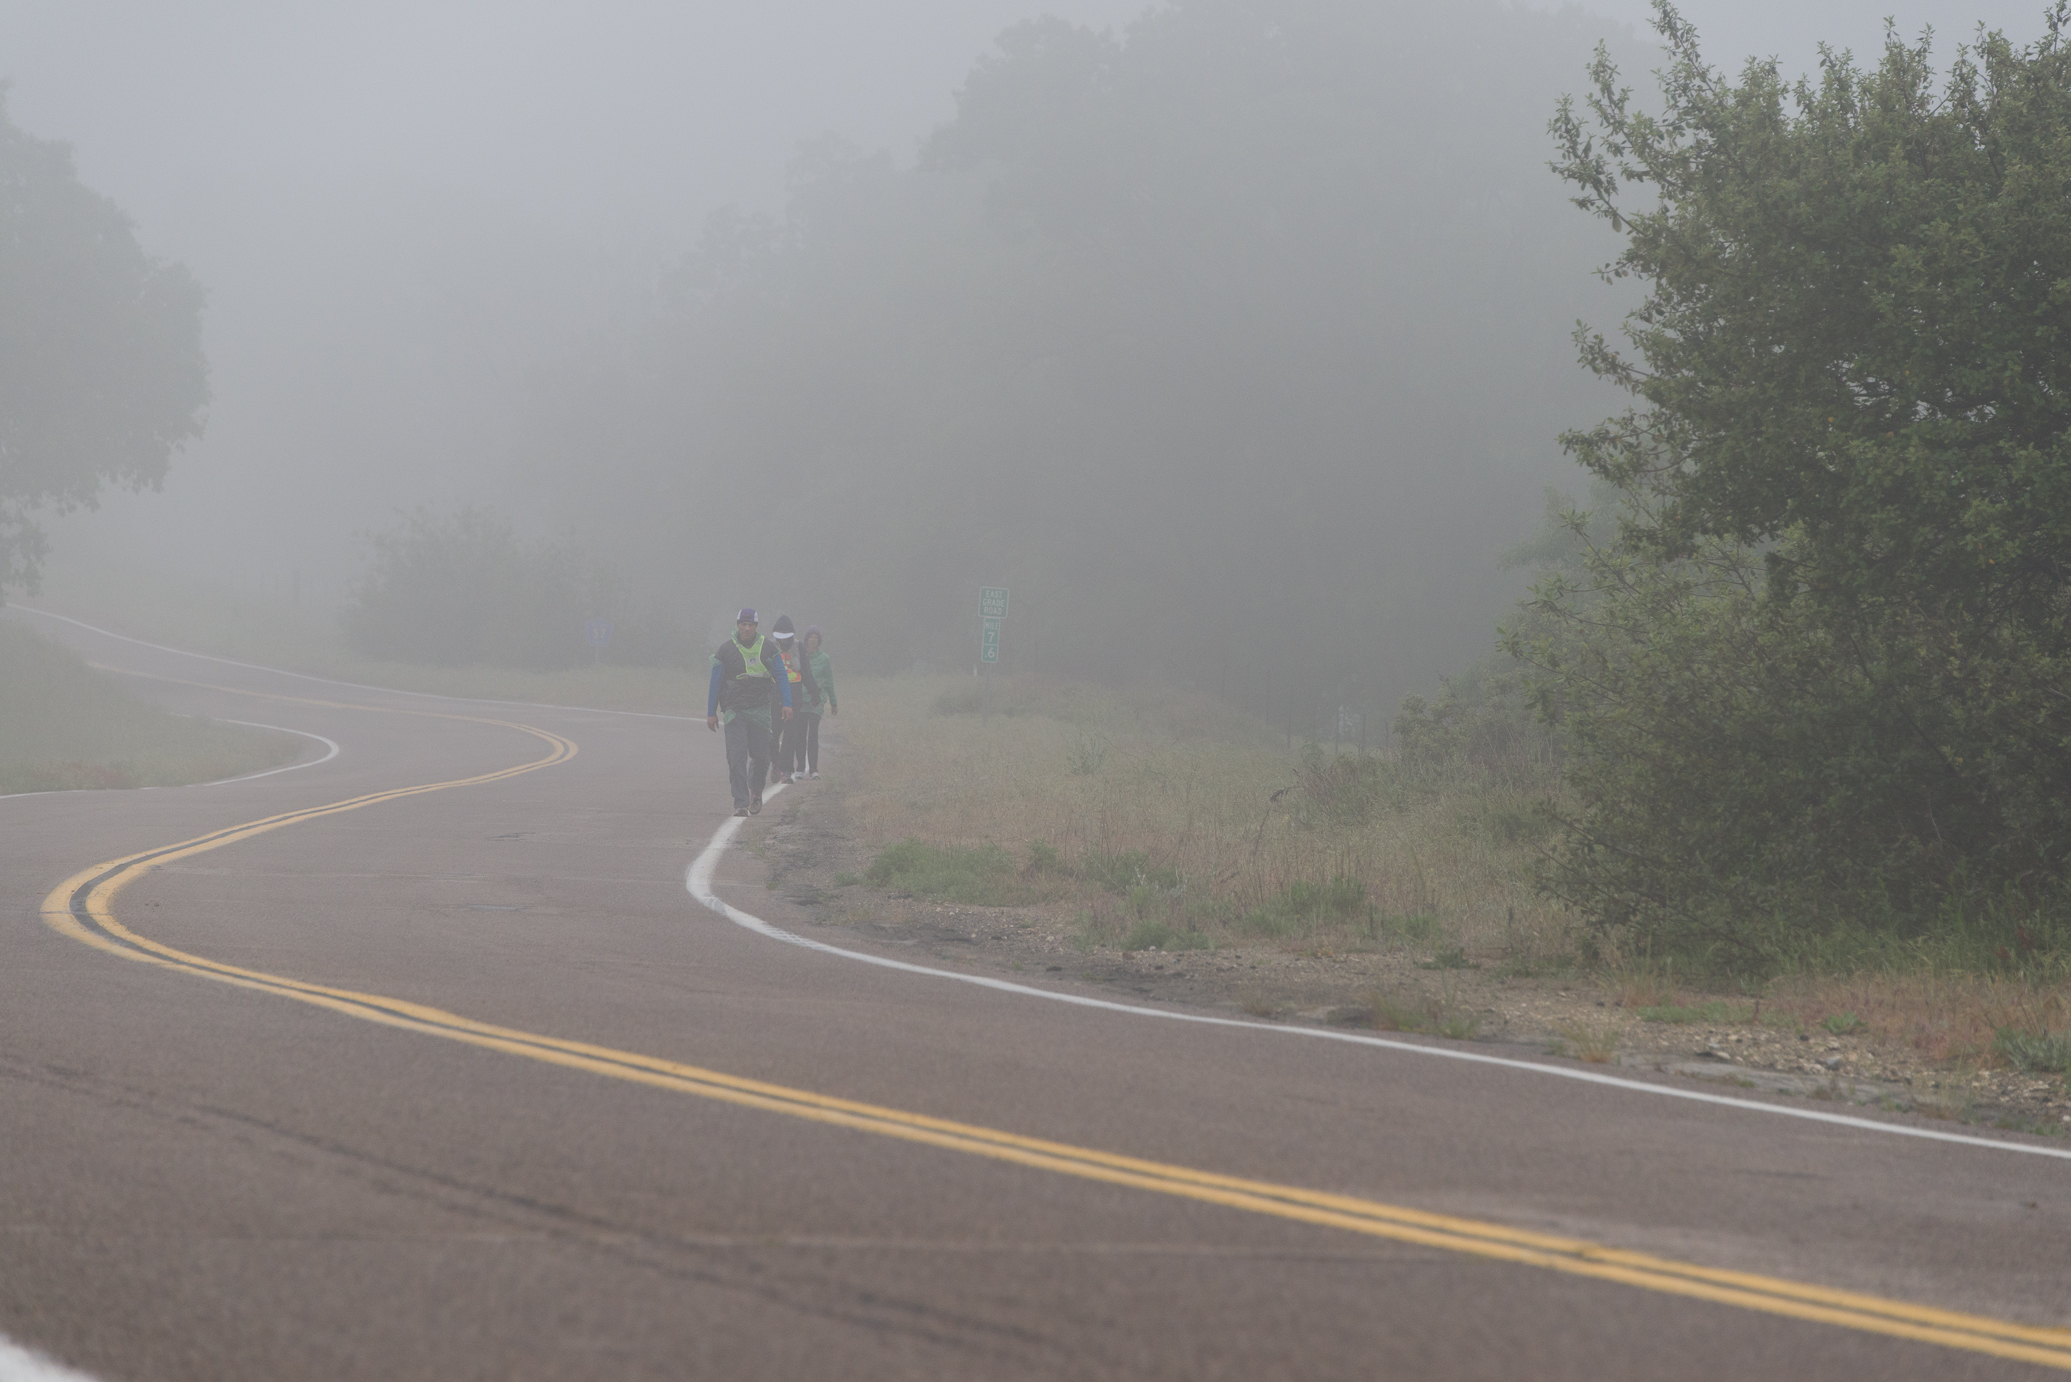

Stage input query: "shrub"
[
  {"left": 1518, "top": 13, "right": 2071, "bottom": 971},
  {"left": 1996, "top": 1029, "right": 2071, "bottom": 1076},
  {"left": 1393, "top": 658, "right": 1559, "bottom": 783},
  {"left": 1241, "top": 875, "right": 1367, "bottom": 935},
  {"left": 342, "top": 506, "right": 620, "bottom": 669},
  {"left": 1080, "top": 850, "right": 1180, "bottom": 894},
  {"left": 1293, "top": 749, "right": 1389, "bottom": 824}
]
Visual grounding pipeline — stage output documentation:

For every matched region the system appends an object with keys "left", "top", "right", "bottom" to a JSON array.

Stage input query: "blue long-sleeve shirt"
[{"left": 707, "top": 641, "right": 793, "bottom": 717}]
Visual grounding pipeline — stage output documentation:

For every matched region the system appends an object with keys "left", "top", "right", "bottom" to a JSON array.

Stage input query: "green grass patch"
[
  {"left": 1996, "top": 1029, "right": 2071, "bottom": 1076},
  {"left": 864, "top": 838, "right": 1050, "bottom": 906},
  {"left": 1241, "top": 875, "right": 1368, "bottom": 937},
  {"left": 1821, "top": 1011, "right": 1863, "bottom": 1036},
  {"left": 0, "top": 621, "right": 301, "bottom": 793}
]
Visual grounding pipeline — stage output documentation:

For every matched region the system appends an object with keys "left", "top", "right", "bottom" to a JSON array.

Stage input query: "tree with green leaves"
[
  {"left": 342, "top": 507, "right": 623, "bottom": 670},
  {"left": 1512, "top": 2, "right": 2071, "bottom": 964},
  {"left": 0, "top": 94, "right": 209, "bottom": 592},
  {"left": 521, "top": 0, "right": 1643, "bottom": 708}
]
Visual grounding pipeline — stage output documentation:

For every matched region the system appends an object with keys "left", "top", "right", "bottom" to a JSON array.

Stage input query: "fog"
[{"left": 4, "top": 0, "right": 2051, "bottom": 716}]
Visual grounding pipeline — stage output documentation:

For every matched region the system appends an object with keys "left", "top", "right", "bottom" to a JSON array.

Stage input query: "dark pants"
[
  {"left": 724, "top": 713, "right": 774, "bottom": 809},
  {"left": 801, "top": 711, "right": 822, "bottom": 772},
  {"left": 771, "top": 713, "right": 803, "bottom": 780}
]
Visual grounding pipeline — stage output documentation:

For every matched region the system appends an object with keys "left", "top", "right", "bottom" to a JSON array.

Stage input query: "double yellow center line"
[{"left": 37, "top": 690, "right": 2071, "bottom": 1371}]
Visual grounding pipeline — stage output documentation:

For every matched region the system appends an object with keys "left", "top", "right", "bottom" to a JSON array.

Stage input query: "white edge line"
[
  {"left": 0, "top": 1335, "right": 99, "bottom": 1382},
  {"left": 210, "top": 720, "right": 342, "bottom": 784},
  {"left": 688, "top": 784, "right": 2071, "bottom": 1163},
  {"left": 6, "top": 605, "right": 701, "bottom": 721}
]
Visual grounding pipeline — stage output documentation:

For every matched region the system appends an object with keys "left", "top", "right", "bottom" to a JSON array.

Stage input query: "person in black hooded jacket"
[
  {"left": 705, "top": 608, "right": 793, "bottom": 816},
  {"left": 765, "top": 614, "right": 821, "bottom": 786}
]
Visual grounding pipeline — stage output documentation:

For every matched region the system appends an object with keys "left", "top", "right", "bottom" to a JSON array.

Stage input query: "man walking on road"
[{"left": 706, "top": 609, "right": 793, "bottom": 816}]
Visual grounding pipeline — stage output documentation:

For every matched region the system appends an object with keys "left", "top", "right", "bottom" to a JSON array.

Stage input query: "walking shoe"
[
  {"left": 791, "top": 771, "right": 805, "bottom": 783},
  {"left": 808, "top": 771, "right": 821, "bottom": 779},
  {"left": 733, "top": 807, "right": 749, "bottom": 817},
  {"left": 749, "top": 794, "right": 762, "bottom": 814}
]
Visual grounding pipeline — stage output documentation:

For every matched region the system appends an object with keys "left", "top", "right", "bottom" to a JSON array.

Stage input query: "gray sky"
[
  {"left": 2, "top": 0, "right": 2055, "bottom": 598},
  {"left": 9, "top": 3, "right": 2044, "bottom": 246},
  {"left": 5, "top": 2, "right": 1152, "bottom": 257}
]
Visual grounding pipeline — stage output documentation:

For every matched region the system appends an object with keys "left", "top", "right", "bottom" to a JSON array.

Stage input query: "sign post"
[
  {"left": 586, "top": 617, "right": 612, "bottom": 667},
  {"left": 978, "top": 588, "right": 1008, "bottom": 720}
]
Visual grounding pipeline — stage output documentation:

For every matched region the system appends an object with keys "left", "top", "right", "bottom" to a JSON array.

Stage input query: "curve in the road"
[
  {"left": 27, "top": 688, "right": 2071, "bottom": 1371},
  {"left": 14, "top": 604, "right": 700, "bottom": 721},
  {"left": 208, "top": 719, "right": 341, "bottom": 782},
  {"left": 22, "top": 603, "right": 2070, "bottom": 1166}
]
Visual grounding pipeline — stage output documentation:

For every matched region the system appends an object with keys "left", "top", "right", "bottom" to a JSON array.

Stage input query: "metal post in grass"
[{"left": 979, "top": 587, "right": 1007, "bottom": 724}]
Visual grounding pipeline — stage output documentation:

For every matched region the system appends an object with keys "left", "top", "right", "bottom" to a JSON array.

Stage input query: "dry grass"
[
  {"left": 1555, "top": 1018, "right": 1625, "bottom": 1064},
  {"left": 1602, "top": 959, "right": 1677, "bottom": 1011},
  {"left": 1761, "top": 973, "right": 2071, "bottom": 1067},
  {"left": 1369, "top": 986, "right": 1484, "bottom": 1039},
  {"left": 1591, "top": 962, "right": 2071, "bottom": 1085},
  {"left": 836, "top": 673, "right": 1579, "bottom": 960}
]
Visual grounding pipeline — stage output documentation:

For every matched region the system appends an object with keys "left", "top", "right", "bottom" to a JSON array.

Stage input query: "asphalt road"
[{"left": 4, "top": 606, "right": 2068, "bottom": 1381}]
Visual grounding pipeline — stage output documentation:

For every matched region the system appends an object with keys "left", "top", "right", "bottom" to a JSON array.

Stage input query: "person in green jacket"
[{"left": 799, "top": 625, "right": 837, "bottom": 779}]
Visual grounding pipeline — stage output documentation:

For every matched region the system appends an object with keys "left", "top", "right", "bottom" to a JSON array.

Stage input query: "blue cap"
[{"left": 736, "top": 608, "right": 757, "bottom": 623}]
